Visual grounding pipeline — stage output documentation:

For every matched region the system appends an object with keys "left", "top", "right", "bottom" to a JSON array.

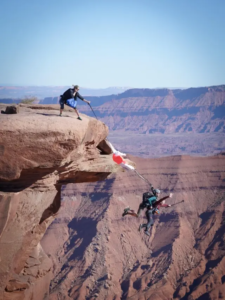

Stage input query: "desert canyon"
[{"left": 0, "top": 86, "right": 225, "bottom": 300}]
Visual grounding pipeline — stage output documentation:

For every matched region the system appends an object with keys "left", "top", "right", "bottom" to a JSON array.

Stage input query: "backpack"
[{"left": 142, "top": 192, "right": 156, "bottom": 207}]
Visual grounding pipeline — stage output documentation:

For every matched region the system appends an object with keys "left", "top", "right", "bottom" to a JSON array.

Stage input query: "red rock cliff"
[
  {"left": 0, "top": 104, "right": 118, "bottom": 300},
  {"left": 42, "top": 154, "right": 225, "bottom": 300}
]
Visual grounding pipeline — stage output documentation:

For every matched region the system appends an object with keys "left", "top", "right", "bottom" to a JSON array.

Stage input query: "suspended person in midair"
[
  {"left": 122, "top": 187, "right": 171, "bottom": 217},
  {"left": 122, "top": 188, "right": 173, "bottom": 236},
  {"left": 59, "top": 85, "right": 90, "bottom": 120},
  {"left": 138, "top": 194, "right": 173, "bottom": 236}
]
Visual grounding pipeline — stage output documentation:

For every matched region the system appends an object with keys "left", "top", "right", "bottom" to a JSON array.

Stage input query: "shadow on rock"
[{"left": 67, "top": 217, "right": 98, "bottom": 261}]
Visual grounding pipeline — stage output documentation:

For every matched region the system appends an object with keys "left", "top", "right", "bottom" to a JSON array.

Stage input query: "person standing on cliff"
[
  {"left": 59, "top": 85, "right": 90, "bottom": 120},
  {"left": 122, "top": 189, "right": 173, "bottom": 236}
]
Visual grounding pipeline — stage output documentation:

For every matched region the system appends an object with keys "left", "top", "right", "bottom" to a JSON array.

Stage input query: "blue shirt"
[{"left": 146, "top": 195, "right": 157, "bottom": 206}]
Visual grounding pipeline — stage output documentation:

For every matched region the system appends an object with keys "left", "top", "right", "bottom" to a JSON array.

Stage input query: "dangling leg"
[
  {"left": 122, "top": 207, "right": 131, "bottom": 217},
  {"left": 137, "top": 203, "right": 145, "bottom": 217},
  {"left": 137, "top": 203, "right": 147, "bottom": 231},
  {"left": 122, "top": 208, "right": 138, "bottom": 217},
  {"left": 139, "top": 223, "right": 147, "bottom": 231},
  {"left": 144, "top": 209, "right": 154, "bottom": 236},
  {"left": 123, "top": 201, "right": 145, "bottom": 218}
]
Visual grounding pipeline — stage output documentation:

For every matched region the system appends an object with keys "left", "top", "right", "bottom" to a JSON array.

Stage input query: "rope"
[
  {"left": 88, "top": 103, "right": 98, "bottom": 120},
  {"left": 87, "top": 103, "right": 153, "bottom": 188},
  {"left": 134, "top": 169, "right": 152, "bottom": 188}
]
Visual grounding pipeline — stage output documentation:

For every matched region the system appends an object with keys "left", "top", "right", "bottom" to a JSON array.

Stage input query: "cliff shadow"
[
  {"left": 39, "top": 188, "right": 61, "bottom": 224},
  {"left": 67, "top": 217, "right": 98, "bottom": 261},
  {"left": 79, "top": 177, "right": 115, "bottom": 203},
  {"left": 81, "top": 192, "right": 112, "bottom": 203}
]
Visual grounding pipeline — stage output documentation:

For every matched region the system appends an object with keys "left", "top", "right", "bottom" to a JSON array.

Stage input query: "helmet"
[{"left": 152, "top": 188, "right": 160, "bottom": 196}]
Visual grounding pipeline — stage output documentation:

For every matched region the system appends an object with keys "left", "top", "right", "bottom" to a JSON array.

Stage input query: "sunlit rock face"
[
  {"left": 43, "top": 154, "right": 225, "bottom": 300},
  {"left": 0, "top": 104, "right": 119, "bottom": 300}
]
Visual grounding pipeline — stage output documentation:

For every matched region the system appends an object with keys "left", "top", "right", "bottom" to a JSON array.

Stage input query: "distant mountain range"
[
  {"left": 79, "top": 85, "right": 225, "bottom": 134},
  {"left": 1, "top": 85, "right": 225, "bottom": 157},
  {"left": 0, "top": 85, "right": 225, "bottom": 134},
  {"left": 0, "top": 86, "right": 131, "bottom": 98},
  {"left": 1, "top": 85, "right": 225, "bottom": 135}
]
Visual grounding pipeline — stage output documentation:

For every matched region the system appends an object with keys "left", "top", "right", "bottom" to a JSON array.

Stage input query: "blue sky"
[{"left": 0, "top": 0, "right": 224, "bottom": 88}]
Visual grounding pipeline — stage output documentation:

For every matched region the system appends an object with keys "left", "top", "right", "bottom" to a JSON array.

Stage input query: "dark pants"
[
  {"left": 137, "top": 202, "right": 146, "bottom": 216},
  {"left": 59, "top": 96, "right": 65, "bottom": 109},
  {"left": 142, "top": 209, "right": 154, "bottom": 231}
]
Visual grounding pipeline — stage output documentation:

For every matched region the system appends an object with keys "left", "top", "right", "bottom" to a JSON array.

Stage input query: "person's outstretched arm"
[
  {"left": 158, "top": 193, "right": 173, "bottom": 202},
  {"left": 153, "top": 193, "right": 173, "bottom": 207},
  {"left": 76, "top": 92, "right": 91, "bottom": 104},
  {"left": 159, "top": 203, "right": 171, "bottom": 208}
]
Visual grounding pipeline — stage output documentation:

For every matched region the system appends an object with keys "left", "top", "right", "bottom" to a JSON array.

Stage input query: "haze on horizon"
[{"left": 0, "top": 0, "right": 224, "bottom": 89}]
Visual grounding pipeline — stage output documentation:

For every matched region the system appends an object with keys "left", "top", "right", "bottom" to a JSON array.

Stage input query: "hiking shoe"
[
  {"left": 138, "top": 224, "right": 143, "bottom": 231},
  {"left": 77, "top": 116, "right": 82, "bottom": 120},
  {"left": 122, "top": 207, "right": 130, "bottom": 217},
  {"left": 144, "top": 230, "right": 150, "bottom": 236}
]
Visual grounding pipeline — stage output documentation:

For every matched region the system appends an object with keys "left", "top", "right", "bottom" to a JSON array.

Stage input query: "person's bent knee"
[{"left": 147, "top": 222, "right": 153, "bottom": 229}]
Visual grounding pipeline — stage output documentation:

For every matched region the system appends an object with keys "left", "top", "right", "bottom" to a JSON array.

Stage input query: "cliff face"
[
  {"left": 42, "top": 154, "right": 225, "bottom": 300},
  {"left": 0, "top": 104, "right": 117, "bottom": 300},
  {"left": 1, "top": 103, "right": 225, "bottom": 300}
]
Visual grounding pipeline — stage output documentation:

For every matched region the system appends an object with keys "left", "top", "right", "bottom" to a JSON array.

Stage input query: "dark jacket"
[{"left": 61, "top": 88, "right": 84, "bottom": 102}]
